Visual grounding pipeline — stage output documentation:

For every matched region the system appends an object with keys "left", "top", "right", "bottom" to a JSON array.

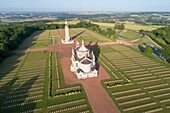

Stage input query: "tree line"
[
  {"left": 0, "top": 24, "right": 60, "bottom": 60},
  {"left": 145, "top": 26, "right": 170, "bottom": 60}
]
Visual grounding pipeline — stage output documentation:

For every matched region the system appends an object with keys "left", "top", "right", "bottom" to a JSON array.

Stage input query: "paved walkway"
[{"left": 57, "top": 29, "right": 65, "bottom": 39}]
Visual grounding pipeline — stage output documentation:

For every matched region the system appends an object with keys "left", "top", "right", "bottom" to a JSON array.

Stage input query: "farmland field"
[
  {"left": 95, "top": 44, "right": 170, "bottom": 113},
  {"left": 92, "top": 21, "right": 164, "bottom": 31},
  {"left": 47, "top": 20, "right": 80, "bottom": 25}
]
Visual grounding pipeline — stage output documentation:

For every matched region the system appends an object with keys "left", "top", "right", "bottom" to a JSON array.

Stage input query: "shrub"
[{"left": 144, "top": 46, "right": 153, "bottom": 55}]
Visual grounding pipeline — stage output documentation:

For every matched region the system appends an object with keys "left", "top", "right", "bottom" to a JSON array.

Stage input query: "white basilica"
[
  {"left": 70, "top": 40, "right": 98, "bottom": 79},
  {"left": 61, "top": 20, "right": 74, "bottom": 44}
]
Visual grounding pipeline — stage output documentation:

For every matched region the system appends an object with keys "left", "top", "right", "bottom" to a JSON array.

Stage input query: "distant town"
[{"left": 0, "top": 12, "right": 170, "bottom": 26}]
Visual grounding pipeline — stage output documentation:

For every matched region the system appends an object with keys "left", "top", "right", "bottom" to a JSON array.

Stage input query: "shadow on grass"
[
  {"left": 0, "top": 77, "right": 18, "bottom": 101},
  {"left": 162, "top": 37, "right": 170, "bottom": 45},
  {"left": 0, "top": 53, "right": 25, "bottom": 81},
  {"left": 0, "top": 31, "right": 43, "bottom": 81},
  {"left": 138, "top": 44, "right": 145, "bottom": 52},
  {"left": 71, "top": 30, "right": 86, "bottom": 40},
  {"left": 15, "top": 31, "right": 43, "bottom": 51},
  {"left": 0, "top": 75, "right": 39, "bottom": 113}
]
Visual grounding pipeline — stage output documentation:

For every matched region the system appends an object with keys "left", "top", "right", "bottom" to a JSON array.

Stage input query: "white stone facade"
[
  {"left": 70, "top": 40, "right": 98, "bottom": 79},
  {"left": 61, "top": 20, "right": 74, "bottom": 44}
]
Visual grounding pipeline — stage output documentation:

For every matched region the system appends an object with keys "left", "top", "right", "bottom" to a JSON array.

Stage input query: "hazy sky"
[{"left": 1, "top": 0, "right": 170, "bottom": 12}]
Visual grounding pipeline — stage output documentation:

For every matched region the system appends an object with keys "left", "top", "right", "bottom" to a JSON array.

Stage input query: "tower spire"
[
  {"left": 82, "top": 40, "right": 84, "bottom": 46},
  {"left": 61, "top": 19, "right": 74, "bottom": 44},
  {"left": 65, "top": 20, "right": 68, "bottom": 25}
]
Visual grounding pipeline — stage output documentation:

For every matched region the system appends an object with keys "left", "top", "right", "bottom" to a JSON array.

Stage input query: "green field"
[
  {"left": 95, "top": 44, "right": 170, "bottom": 113},
  {"left": 119, "top": 30, "right": 143, "bottom": 41}
]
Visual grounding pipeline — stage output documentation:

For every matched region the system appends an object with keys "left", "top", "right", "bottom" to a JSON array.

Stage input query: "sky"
[{"left": 0, "top": 0, "right": 170, "bottom": 12}]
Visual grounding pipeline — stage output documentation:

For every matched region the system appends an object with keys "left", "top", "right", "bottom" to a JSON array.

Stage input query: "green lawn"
[
  {"left": 70, "top": 28, "right": 111, "bottom": 43},
  {"left": 16, "top": 29, "right": 62, "bottom": 51},
  {"left": 119, "top": 30, "right": 143, "bottom": 41}
]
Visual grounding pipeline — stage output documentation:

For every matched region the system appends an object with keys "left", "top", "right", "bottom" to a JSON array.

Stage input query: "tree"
[
  {"left": 110, "top": 34, "right": 118, "bottom": 41},
  {"left": 162, "top": 45, "right": 170, "bottom": 60},
  {"left": 144, "top": 46, "right": 153, "bottom": 55},
  {"left": 0, "top": 43, "right": 10, "bottom": 57},
  {"left": 114, "top": 23, "right": 125, "bottom": 30}
]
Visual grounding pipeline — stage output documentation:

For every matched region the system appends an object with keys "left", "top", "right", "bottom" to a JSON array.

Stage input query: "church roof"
[
  {"left": 75, "top": 55, "right": 85, "bottom": 61},
  {"left": 78, "top": 40, "right": 88, "bottom": 52},
  {"left": 81, "top": 58, "right": 91, "bottom": 64}
]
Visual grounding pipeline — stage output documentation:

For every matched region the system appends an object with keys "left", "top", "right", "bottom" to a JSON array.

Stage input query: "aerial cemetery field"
[
  {"left": 1, "top": 27, "right": 170, "bottom": 113},
  {"left": 96, "top": 44, "right": 170, "bottom": 113},
  {"left": 16, "top": 30, "right": 50, "bottom": 50},
  {"left": 69, "top": 28, "right": 111, "bottom": 42}
]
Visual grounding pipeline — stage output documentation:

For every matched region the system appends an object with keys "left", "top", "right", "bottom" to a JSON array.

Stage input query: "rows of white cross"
[
  {"left": 1, "top": 99, "right": 42, "bottom": 109},
  {"left": 115, "top": 92, "right": 145, "bottom": 100},
  {"left": 79, "top": 110, "right": 90, "bottom": 113},
  {"left": 12, "top": 83, "right": 44, "bottom": 90},
  {"left": 9, "top": 86, "right": 44, "bottom": 94},
  {"left": 123, "top": 102, "right": 156, "bottom": 112},
  {"left": 48, "top": 99, "right": 85, "bottom": 109},
  {"left": 7, "top": 90, "right": 43, "bottom": 98},
  {"left": 4, "top": 95, "right": 43, "bottom": 104},
  {"left": 20, "top": 108, "right": 42, "bottom": 113},
  {"left": 119, "top": 97, "right": 150, "bottom": 106},
  {"left": 51, "top": 104, "right": 87, "bottom": 113}
]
